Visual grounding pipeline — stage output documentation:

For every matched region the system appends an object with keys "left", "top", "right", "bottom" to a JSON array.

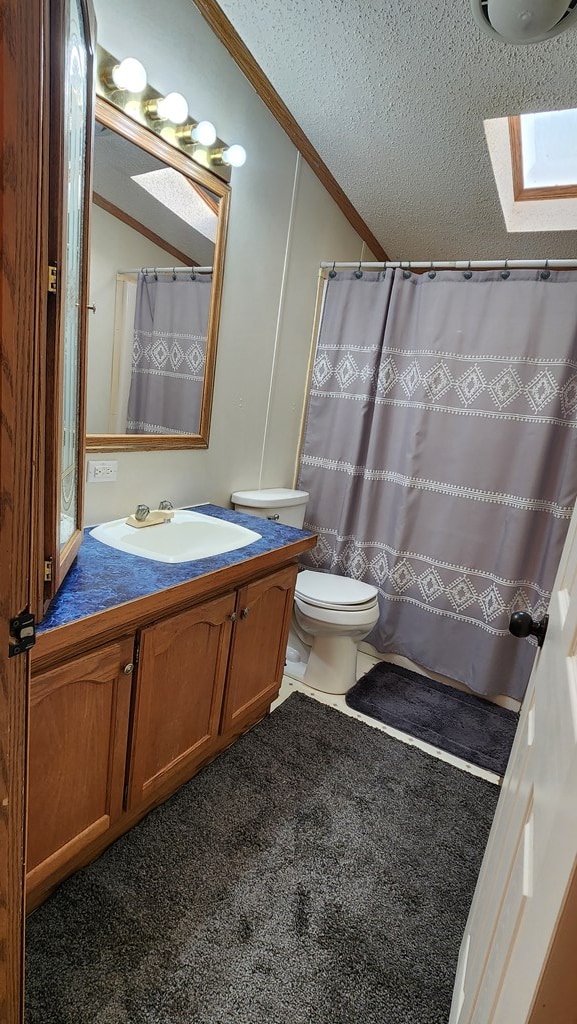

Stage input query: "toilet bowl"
[
  {"left": 293, "top": 570, "right": 379, "bottom": 694},
  {"left": 230, "top": 488, "right": 379, "bottom": 695}
]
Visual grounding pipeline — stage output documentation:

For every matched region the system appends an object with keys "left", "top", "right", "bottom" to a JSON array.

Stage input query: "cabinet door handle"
[
  {"left": 229, "top": 611, "right": 238, "bottom": 621},
  {"left": 240, "top": 607, "right": 250, "bottom": 619},
  {"left": 122, "top": 662, "right": 134, "bottom": 674}
]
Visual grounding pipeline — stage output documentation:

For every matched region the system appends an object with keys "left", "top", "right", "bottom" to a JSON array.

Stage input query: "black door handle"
[{"left": 509, "top": 611, "right": 548, "bottom": 647}]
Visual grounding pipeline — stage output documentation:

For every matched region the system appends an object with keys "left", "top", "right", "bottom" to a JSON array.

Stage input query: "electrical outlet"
[{"left": 87, "top": 459, "right": 118, "bottom": 483}]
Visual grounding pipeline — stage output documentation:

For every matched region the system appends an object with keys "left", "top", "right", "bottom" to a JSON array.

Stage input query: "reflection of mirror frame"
[{"left": 87, "top": 97, "right": 230, "bottom": 452}]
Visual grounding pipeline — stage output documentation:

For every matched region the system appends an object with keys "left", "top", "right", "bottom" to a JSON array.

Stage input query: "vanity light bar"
[{"left": 96, "top": 44, "right": 247, "bottom": 182}]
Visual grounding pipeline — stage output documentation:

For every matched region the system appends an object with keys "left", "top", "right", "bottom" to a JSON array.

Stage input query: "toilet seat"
[{"left": 295, "top": 569, "right": 378, "bottom": 611}]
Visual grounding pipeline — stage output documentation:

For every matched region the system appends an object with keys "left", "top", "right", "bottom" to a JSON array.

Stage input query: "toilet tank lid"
[{"left": 231, "top": 488, "right": 309, "bottom": 508}]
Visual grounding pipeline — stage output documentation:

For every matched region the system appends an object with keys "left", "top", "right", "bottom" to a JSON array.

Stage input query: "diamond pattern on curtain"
[
  {"left": 127, "top": 271, "right": 212, "bottom": 434},
  {"left": 297, "top": 268, "right": 577, "bottom": 700}
]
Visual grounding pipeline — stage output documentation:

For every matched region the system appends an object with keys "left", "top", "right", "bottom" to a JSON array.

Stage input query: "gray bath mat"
[{"left": 346, "top": 662, "right": 518, "bottom": 775}]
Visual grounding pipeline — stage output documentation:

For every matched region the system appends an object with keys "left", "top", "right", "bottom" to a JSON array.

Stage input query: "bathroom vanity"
[{"left": 26, "top": 507, "right": 316, "bottom": 911}]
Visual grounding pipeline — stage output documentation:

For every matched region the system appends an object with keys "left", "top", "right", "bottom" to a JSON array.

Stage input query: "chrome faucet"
[
  {"left": 158, "top": 499, "right": 174, "bottom": 511},
  {"left": 134, "top": 504, "right": 150, "bottom": 521}
]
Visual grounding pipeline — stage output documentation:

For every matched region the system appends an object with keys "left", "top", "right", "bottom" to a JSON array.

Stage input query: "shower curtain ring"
[
  {"left": 541, "top": 258, "right": 551, "bottom": 280},
  {"left": 329, "top": 261, "right": 336, "bottom": 278},
  {"left": 190, "top": 269, "right": 197, "bottom": 280},
  {"left": 355, "top": 260, "right": 363, "bottom": 279},
  {"left": 464, "top": 259, "right": 472, "bottom": 280},
  {"left": 153, "top": 268, "right": 158, "bottom": 281},
  {"left": 501, "top": 259, "right": 510, "bottom": 280},
  {"left": 172, "top": 267, "right": 177, "bottom": 280},
  {"left": 428, "top": 260, "right": 436, "bottom": 279}
]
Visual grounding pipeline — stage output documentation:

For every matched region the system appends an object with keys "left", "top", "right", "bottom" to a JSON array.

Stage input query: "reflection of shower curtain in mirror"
[{"left": 127, "top": 271, "right": 213, "bottom": 434}]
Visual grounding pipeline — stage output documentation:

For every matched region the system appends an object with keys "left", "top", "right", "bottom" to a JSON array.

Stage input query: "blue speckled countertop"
[{"left": 39, "top": 504, "right": 314, "bottom": 634}]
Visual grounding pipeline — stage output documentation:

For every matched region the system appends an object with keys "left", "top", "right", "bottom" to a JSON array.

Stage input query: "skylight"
[
  {"left": 131, "top": 168, "right": 218, "bottom": 243},
  {"left": 519, "top": 108, "right": 577, "bottom": 189},
  {"left": 484, "top": 114, "right": 577, "bottom": 233}
]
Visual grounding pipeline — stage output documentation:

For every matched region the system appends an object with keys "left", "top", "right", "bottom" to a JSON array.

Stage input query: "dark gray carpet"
[
  {"left": 26, "top": 692, "right": 498, "bottom": 1024},
  {"left": 346, "top": 661, "right": 519, "bottom": 776}
]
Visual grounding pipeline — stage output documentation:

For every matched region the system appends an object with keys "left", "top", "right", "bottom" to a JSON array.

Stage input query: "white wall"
[{"left": 86, "top": 0, "right": 369, "bottom": 525}]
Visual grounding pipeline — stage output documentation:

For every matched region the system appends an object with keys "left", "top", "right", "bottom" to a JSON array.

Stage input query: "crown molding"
[{"left": 191, "top": 0, "right": 389, "bottom": 261}]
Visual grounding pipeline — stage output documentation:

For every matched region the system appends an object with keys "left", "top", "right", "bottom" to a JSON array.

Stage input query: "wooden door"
[
  {"left": 450, "top": 495, "right": 577, "bottom": 1023},
  {"left": 26, "top": 638, "right": 134, "bottom": 899},
  {"left": 1, "top": 0, "right": 44, "bottom": 1016},
  {"left": 127, "top": 592, "right": 235, "bottom": 809},
  {"left": 221, "top": 565, "right": 297, "bottom": 735}
]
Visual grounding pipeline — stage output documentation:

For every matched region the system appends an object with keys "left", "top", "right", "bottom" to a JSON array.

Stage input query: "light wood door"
[
  {"left": 1, "top": 0, "right": 43, "bottom": 1013},
  {"left": 127, "top": 592, "right": 235, "bottom": 809},
  {"left": 450, "top": 495, "right": 577, "bottom": 1023},
  {"left": 220, "top": 564, "right": 297, "bottom": 734},
  {"left": 26, "top": 638, "right": 134, "bottom": 895}
]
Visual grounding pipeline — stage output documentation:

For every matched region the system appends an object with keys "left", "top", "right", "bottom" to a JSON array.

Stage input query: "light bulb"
[
  {"left": 222, "top": 144, "right": 246, "bottom": 168},
  {"left": 111, "top": 57, "right": 147, "bottom": 93},
  {"left": 191, "top": 120, "right": 217, "bottom": 146},
  {"left": 156, "top": 92, "right": 189, "bottom": 124}
]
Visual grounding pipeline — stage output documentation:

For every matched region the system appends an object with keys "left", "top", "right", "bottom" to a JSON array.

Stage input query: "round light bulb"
[
  {"left": 191, "top": 120, "right": 217, "bottom": 146},
  {"left": 156, "top": 92, "right": 189, "bottom": 124},
  {"left": 222, "top": 144, "right": 247, "bottom": 168},
  {"left": 111, "top": 57, "right": 147, "bottom": 93}
]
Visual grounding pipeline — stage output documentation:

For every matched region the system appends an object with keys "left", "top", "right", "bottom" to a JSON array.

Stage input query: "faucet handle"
[
  {"left": 158, "top": 499, "right": 174, "bottom": 510},
  {"left": 134, "top": 504, "right": 150, "bottom": 521}
]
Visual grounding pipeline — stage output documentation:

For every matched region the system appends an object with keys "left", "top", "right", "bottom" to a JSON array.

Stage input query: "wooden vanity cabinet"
[
  {"left": 127, "top": 564, "right": 297, "bottom": 811},
  {"left": 220, "top": 564, "right": 297, "bottom": 734},
  {"left": 26, "top": 637, "right": 134, "bottom": 895},
  {"left": 26, "top": 557, "right": 304, "bottom": 908},
  {"left": 127, "top": 591, "right": 236, "bottom": 810}
]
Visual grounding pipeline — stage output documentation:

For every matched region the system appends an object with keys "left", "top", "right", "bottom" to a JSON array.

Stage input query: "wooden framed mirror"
[{"left": 86, "top": 97, "right": 230, "bottom": 452}]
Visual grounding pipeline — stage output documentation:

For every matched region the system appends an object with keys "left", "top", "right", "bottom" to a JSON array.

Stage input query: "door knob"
[{"left": 509, "top": 611, "right": 548, "bottom": 647}]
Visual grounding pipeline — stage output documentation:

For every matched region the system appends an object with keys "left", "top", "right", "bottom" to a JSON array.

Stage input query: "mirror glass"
[
  {"left": 86, "top": 100, "right": 229, "bottom": 451},
  {"left": 60, "top": 0, "right": 89, "bottom": 547}
]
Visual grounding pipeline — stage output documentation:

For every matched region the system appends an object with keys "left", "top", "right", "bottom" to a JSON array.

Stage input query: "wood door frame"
[{"left": 0, "top": 0, "right": 44, "bottom": 1017}]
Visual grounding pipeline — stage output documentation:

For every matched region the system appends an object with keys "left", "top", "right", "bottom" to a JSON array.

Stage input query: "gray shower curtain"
[
  {"left": 298, "top": 268, "right": 577, "bottom": 700},
  {"left": 127, "top": 271, "right": 212, "bottom": 434}
]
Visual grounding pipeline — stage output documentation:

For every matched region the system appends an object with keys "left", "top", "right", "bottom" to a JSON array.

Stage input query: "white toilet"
[{"left": 231, "top": 488, "right": 379, "bottom": 695}]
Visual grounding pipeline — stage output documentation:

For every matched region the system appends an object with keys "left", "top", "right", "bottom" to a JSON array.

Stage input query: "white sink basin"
[{"left": 89, "top": 508, "right": 262, "bottom": 564}]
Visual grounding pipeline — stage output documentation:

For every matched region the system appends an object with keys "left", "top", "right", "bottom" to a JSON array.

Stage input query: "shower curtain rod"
[
  {"left": 320, "top": 259, "right": 577, "bottom": 270},
  {"left": 117, "top": 266, "right": 213, "bottom": 275}
]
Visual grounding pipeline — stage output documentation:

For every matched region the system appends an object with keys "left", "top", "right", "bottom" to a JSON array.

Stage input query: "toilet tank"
[{"left": 231, "top": 488, "right": 309, "bottom": 528}]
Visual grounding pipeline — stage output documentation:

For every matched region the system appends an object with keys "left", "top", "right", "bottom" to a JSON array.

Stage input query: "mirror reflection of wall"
[{"left": 86, "top": 119, "right": 221, "bottom": 438}]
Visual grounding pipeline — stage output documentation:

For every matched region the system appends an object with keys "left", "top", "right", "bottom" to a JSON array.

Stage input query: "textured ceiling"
[{"left": 213, "top": 0, "right": 577, "bottom": 260}]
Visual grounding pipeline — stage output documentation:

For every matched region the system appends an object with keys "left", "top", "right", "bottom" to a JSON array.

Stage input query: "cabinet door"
[
  {"left": 26, "top": 637, "right": 134, "bottom": 895},
  {"left": 221, "top": 564, "right": 297, "bottom": 735},
  {"left": 127, "top": 592, "right": 235, "bottom": 810},
  {"left": 40, "top": 0, "right": 95, "bottom": 614}
]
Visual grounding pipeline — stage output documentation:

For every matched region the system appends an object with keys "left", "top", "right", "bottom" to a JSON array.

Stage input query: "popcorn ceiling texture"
[{"left": 216, "top": 0, "right": 577, "bottom": 259}]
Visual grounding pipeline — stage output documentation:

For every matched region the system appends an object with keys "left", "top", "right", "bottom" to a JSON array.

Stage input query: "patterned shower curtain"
[
  {"left": 127, "top": 270, "right": 212, "bottom": 434},
  {"left": 298, "top": 268, "right": 577, "bottom": 700}
]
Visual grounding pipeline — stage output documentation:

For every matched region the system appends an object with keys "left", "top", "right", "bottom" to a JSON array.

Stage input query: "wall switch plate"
[{"left": 87, "top": 459, "right": 118, "bottom": 483}]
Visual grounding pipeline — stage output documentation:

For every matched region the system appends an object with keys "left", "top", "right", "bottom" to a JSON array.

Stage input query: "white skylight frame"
[
  {"left": 131, "top": 167, "right": 218, "bottom": 243},
  {"left": 484, "top": 114, "right": 577, "bottom": 233}
]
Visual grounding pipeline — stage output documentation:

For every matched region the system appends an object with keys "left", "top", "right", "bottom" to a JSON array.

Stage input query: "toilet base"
[{"left": 302, "top": 634, "right": 359, "bottom": 695}]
